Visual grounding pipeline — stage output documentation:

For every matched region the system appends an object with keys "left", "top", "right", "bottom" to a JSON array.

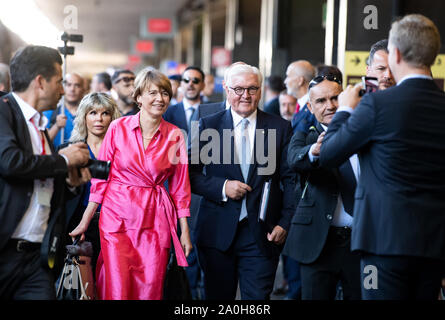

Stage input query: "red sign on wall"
[
  {"left": 212, "top": 47, "right": 232, "bottom": 68},
  {"left": 135, "top": 40, "right": 154, "bottom": 54},
  {"left": 147, "top": 18, "right": 172, "bottom": 34}
]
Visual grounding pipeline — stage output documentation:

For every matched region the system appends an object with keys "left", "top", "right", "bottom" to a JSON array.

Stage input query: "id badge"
[{"left": 37, "top": 179, "right": 53, "bottom": 207}]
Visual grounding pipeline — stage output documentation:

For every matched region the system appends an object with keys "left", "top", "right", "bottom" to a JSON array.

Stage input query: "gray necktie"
[
  {"left": 239, "top": 118, "right": 251, "bottom": 181},
  {"left": 239, "top": 118, "right": 250, "bottom": 221},
  {"left": 187, "top": 106, "right": 196, "bottom": 133}
]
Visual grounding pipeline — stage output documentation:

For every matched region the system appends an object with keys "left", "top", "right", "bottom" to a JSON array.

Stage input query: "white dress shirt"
[
  {"left": 11, "top": 92, "right": 54, "bottom": 243},
  {"left": 182, "top": 98, "right": 200, "bottom": 125},
  {"left": 222, "top": 108, "right": 257, "bottom": 200},
  {"left": 308, "top": 123, "right": 358, "bottom": 227}
]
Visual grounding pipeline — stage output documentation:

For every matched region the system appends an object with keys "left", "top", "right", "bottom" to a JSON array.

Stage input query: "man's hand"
[
  {"left": 225, "top": 180, "right": 252, "bottom": 200},
  {"left": 338, "top": 83, "right": 364, "bottom": 110},
  {"left": 311, "top": 131, "right": 326, "bottom": 157},
  {"left": 66, "top": 167, "right": 91, "bottom": 187},
  {"left": 55, "top": 114, "right": 67, "bottom": 129},
  {"left": 267, "top": 225, "right": 287, "bottom": 245},
  {"left": 59, "top": 142, "right": 90, "bottom": 168}
]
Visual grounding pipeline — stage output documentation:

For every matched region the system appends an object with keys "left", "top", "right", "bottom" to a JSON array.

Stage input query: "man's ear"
[
  {"left": 307, "top": 101, "right": 314, "bottom": 114},
  {"left": 394, "top": 46, "right": 402, "bottom": 64},
  {"left": 34, "top": 74, "right": 45, "bottom": 90}
]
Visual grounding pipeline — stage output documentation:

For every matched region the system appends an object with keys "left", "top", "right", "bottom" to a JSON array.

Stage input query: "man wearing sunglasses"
[
  {"left": 284, "top": 74, "right": 361, "bottom": 300},
  {"left": 111, "top": 69, "right": 138, "bottom": 116},
  {"left": 163, "top": 66, "right": 223, "bottom": 300}
]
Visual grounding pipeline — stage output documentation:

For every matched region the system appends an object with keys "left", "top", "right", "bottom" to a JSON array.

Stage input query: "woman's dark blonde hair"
[
  {"left": 132, "top": 67, "right": 173, "bottom": 104},
  {"left": 70, "top": 92, "right": 121, "bottom": 142}
]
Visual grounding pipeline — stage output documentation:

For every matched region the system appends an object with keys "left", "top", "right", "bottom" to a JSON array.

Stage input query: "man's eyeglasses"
[
  {"left": 182, "top": 77, "right": 202, "bottom": 84},
  {"left": 114, "top": 76, "right": 135, "bottom": 84},
  {"left": 308, "top": 75, "right": 342, "bottom": 90},
  {"left": 229, "top": 86, "right": 260, "bottom": 96}
]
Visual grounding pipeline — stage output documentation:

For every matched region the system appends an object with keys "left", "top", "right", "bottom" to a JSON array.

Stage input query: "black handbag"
[
  {"left": 163, "top": 251, "right": 192, "bottom": 300},
  {"left": 56, "top": 239, "right": 95, "bottom": 300}
]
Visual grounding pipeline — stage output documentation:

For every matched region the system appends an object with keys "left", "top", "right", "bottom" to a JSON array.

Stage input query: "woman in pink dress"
[{"left": 69, "top": 67, "right": 192, "bottom": 300}]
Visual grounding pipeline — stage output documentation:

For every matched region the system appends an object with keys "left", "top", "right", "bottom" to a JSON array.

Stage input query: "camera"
[
  {"left": 85, "top": 159, "right": 110, "bottom": 180},
  {"left": 359, "top": 76, "right": 379, "bottom": 96}
]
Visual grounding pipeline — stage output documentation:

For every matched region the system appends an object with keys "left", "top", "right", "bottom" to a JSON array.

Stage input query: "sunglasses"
[
  {"left": 182, "top": 77, "right": 202, "bottom": 84},
  {"left": 114, "top": 76, "right": 135, "bottom": 84},
  {"left": 308, "top": 75, "right": 342, "bottom": 90}
]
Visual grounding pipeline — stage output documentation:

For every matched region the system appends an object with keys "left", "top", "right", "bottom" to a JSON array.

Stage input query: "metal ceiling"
[{"left": 34, "top": 0, "right": 189, "bottom": 75}]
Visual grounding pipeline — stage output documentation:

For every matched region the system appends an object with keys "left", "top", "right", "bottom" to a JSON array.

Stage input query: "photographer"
[
  {"left": 319, "top": 14, "right": 445, "bottom": 300},
  {"left": 0, "top": 45, "right": 90, "bottom": 300},
  {"left": 65, "top": 92, "right": 121, "bottom": 275}
]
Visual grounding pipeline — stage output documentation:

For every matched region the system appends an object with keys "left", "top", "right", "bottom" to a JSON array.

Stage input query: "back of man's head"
[
  {"left": 367, "top": 39, "right": 389, "bottom": 66},
  {"left": 389, "top": 14, "right": 440, "bottom": 68},
  {"left": 0, "top": 63, "right": 10, "bottom": 92},
  {"left": 267, "top": 75, "right": 286, "bottom": 93},
  {"left": 95, "top": 72, "right": 112, "bottom": 91},
  {"left": 10, "top": 45, "right": 62, "bottom": 92}
]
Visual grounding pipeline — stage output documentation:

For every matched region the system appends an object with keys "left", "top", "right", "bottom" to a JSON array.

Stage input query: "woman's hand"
[
  {"left": 178, "top": 217, "right": 192, "bottom": 257},
  {"left": 180, "top": 231, "right": 193, "bottom": 258},
  {"left": 69, "top": 222, "right": 88, "bottom": 242},
  {"left": 68, "top": 201, "right": 100, "bottom": 241}
]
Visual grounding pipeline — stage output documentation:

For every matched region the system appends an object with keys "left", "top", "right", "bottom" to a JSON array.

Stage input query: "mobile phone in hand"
[{"left": 359, "top": 76, "right": 378, "bottom": 96}]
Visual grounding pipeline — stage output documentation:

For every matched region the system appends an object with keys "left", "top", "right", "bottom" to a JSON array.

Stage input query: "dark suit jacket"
[
  {"left": 189, "top": 108, "right": 296, "bottom": 257},
  {"left": 291, "top": 103, "right": 316, "bottom": 134},
  {"left": 163, "top": 101, "right": 225, "bottom": 133},
  {"left": 320, "top": 78, "right": 445, "bottom": 260},
  {"left": 0, "top": 93, "right": 71, "bottom": 275},
  {"left": 283, "top": 122, "right": 346, "bottom": 264},
  {"left": 163, "top": 100, "right": 224, "bottom": 233},
  {"left": 263, "top": 97, "right": 280, "bottom": 117}
]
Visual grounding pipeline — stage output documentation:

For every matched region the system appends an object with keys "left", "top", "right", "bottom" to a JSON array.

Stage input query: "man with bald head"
[
  {"left": 284, "top": 60, "right": 317, "bottom": 134},
  {"left": 284, "top": 75, "right": 361, "bottom": 299},
  {"left": 44, "top": 73, "right": 85, "bottom": 147}
]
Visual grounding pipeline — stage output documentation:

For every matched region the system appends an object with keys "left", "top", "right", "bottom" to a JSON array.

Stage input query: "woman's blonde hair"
[
  {"left": 70, "top": 92, "right": 121, "bottom": 143},
  {"left": 132, "top": 66, "right": 173, "bottom": 104}
]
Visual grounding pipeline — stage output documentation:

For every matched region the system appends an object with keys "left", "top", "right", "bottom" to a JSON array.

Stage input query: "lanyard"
[{"left": 30, "top": 119, "right": 46, "bottom": 155}]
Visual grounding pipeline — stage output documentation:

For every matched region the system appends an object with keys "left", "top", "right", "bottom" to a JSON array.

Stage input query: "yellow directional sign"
[{"left": 344, "top": 51, "right": 445, "bottom": 90}]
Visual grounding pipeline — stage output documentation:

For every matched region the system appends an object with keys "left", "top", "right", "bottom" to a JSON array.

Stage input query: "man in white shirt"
[
  {"left": 189, "top": 63, "right": 295, "bottom": 300},
  {"left": 0, "top": 45, "right": 90, "bottom": 300},
  {"left": 283, "top": 75, "right": 361, "bottom": 300}
]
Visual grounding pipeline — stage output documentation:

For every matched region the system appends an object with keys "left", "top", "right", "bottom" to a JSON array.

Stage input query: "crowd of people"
[{"left": 0, "top": 13, "right": 444, "bottom": 301}]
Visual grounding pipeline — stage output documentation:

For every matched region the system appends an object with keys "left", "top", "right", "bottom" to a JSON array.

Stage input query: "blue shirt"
[{"left": 43, "top": 105, "right": 76, "bottom": 148}]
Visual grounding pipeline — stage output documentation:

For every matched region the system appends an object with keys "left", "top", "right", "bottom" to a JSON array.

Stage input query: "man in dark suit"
[
  {"left": 164, "top": 66, "right": 223, "bottom": 300},
  {"left": 189, "top": 63, "right": 296, "bottom": 300},
  {"left": 320, "top": 14, "right": 445, "bottom": 300},
  {"left": 0, "top": 45, "right": 90, "bottom": 299},
  {"left": 283, "top": 75, "right": 361, "bottom": 300}
]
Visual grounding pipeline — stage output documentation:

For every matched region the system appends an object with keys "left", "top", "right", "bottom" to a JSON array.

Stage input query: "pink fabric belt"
[{"left": 111, "top": 179, "right": 188, "bottom": 267}]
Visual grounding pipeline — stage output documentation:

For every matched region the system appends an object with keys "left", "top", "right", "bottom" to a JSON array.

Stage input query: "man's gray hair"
[
  {"left": 389, "top": 14, "right": 440, "bottom": 68},
  {"left": 225, "top": 64, "right": 263, "bottom": 87}
]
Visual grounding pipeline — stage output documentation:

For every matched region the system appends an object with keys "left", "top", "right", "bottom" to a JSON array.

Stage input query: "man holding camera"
[
  {"left": 320, "top": 14, "right": 445, "bottom": 299},
  {"left": 0, "top": 45, "right": 91, "bottom": 299}
]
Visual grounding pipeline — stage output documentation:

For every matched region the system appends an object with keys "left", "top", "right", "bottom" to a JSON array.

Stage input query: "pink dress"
[{"left": 89, "top": 114, "right": 191, "bottom": 300}]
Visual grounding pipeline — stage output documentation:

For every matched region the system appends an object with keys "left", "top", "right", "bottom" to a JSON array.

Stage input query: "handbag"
[
  {"left": 56, "top": 239, "right": 95, "bottom": 300},
  {"left": 163, "top": 251, "right": 192, "bottom": 300}
]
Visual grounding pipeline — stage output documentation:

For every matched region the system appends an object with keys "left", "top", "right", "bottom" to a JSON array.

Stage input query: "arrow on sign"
[
  {"left": 437, "top": 58, "right": 442, "bottom": 66},
  {"left": 351, "top": 56, "right": 361, "bottom": 66}
]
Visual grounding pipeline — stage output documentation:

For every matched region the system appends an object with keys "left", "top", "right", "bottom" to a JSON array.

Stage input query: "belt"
[{"left": 7, "top": 239, "right": 41, "bottom": 253}]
